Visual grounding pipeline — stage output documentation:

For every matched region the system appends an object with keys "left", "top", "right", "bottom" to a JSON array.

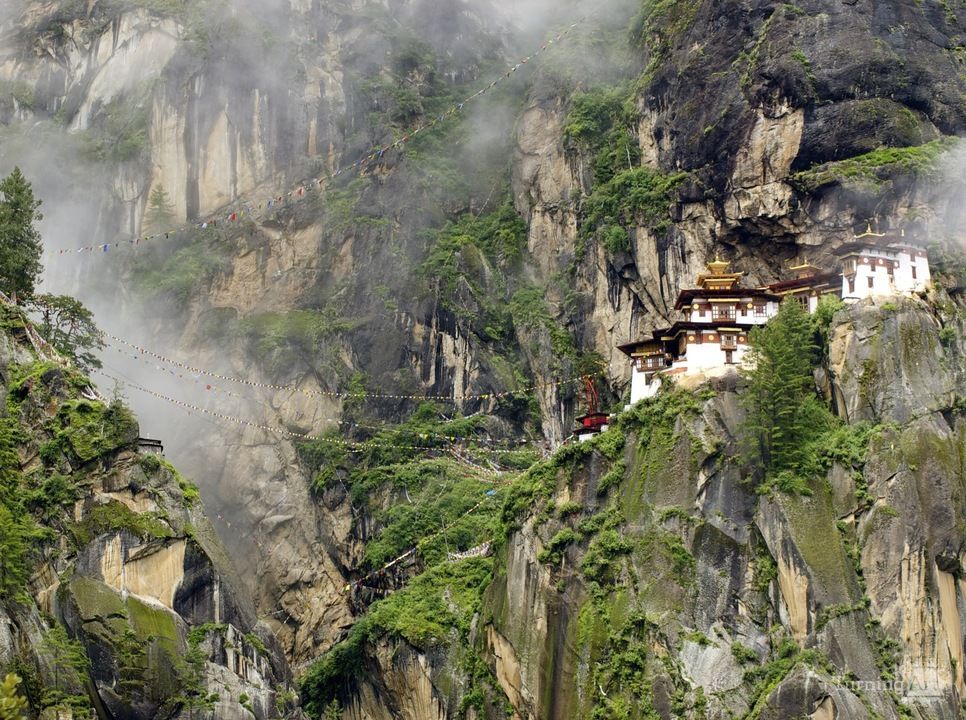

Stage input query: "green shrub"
[
  {"left": 55, "top": 400, "right": 138, "bottom": 463},
  {"left": 70, "top": 501, "right": 172, "bottom": 547},
  {"left": 582, "top": 167, "right": 688, "bottom": 253},
  {"left": 139, "top": 454, "right": 162, "bottom": 475},
  {"left": 537, "top": 528, "right": 580, "bottom": 565},
  {"left": 790, "top": 138, "right": 959, "bottom": 192},
  {"left": 236, "top": 307, "right": 355, "bottom": 377},
  {"left": 731, "top": 642, "right": 758, "bottom": 664},
  {"left": 557, "top": 501, "right": 583, "bottom": 518},
  {"left": 131, "top": 235, "right": 231, "bottom": 306}
]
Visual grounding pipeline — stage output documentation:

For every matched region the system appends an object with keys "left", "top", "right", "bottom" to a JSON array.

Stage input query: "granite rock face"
[
  {"left": 1, "top": 0, "right": 965, "bottom": 717},
  {"left": 0, "top": 306, "right": 296, "bottom": 719},
  {"left": 482, "top": 297, "right": 966, "bottom": 720}
]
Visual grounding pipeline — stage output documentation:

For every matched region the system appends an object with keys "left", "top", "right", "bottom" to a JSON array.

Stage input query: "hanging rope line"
[
  {"left": 105, "top": 342, "right": 536, "bottom": 448},
  {"left": 58, "top": 22, "right": 581, "bottom": 257},
  {"left": 447, "top": 541, "right": 492, "bottom": 562},
  {"left": 102, "top": 332, "right": 589, "bottom": 402},
  {"left": 94, "top": 369, "right": 532, "bottom": 455}
]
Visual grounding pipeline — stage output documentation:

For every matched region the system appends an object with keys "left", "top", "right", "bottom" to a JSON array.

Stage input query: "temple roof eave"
[{"left": 674, "top": 288, "right": 782, "bottom": 310}]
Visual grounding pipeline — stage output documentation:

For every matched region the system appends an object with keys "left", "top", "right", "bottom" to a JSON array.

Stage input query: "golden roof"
[
  {"left": 789, "top": 255, "right": 820, "bottom": 278},
  {"left": 854, "top": 222, "right": 886, "bottom": 240},
  {"left": 695, "top": 256, "right": 743, "bottom": 290}
]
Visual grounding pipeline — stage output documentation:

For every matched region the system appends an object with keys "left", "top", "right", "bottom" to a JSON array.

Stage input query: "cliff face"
[
  {"left": 0, "top": 302, "right": 295, "bottom": 719},
  {"left": 485, "top": 294, "right": 966, "bottom": 720},
  {"left": 0, "top": 0, "right": 965, "bottom": 718}
]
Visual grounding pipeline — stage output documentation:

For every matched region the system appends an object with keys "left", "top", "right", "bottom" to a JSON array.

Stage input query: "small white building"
[{"left": 835, "top": 226, "right": 931, "bottom": 301}]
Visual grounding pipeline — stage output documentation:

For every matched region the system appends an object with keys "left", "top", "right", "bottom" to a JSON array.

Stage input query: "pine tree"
[
  {"left": 0, "top": 168, "right": 43, "bottom": 299},
  {"left": 0, "top": 504, "right": 29, "bottom": 602},
  {"left": 0, "top": 673, "right": 28, "bottom": 720},
  {"left": 0, "top": 416, "right": 29, "bottom": 602},
  {"left": 39, "top": 625, "right": 89, "bottom": 710},
  {"left": 144, "top": 184, "right": 176, "bottom": 235},
  {"left": 114, "top": 628, "right": 146, "bottom": 698},
  {"left": 740, "top": 299, "right": 819, "bottom": 477},
  {"left": 176, "top": 643, "right": 217, "bottom": 719},
  {"left": 25, "top": 294, "right": 105, "bottom": 371}
]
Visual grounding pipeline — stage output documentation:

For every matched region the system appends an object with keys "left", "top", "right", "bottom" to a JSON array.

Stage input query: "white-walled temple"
[
  {"left": 835, "top": 226, "right": 931, "bottom": 300},
  {"left": 619, "top": 227, "right": 932, "bottom": 407},
  {"left": 619, "top": 259, "right": 781, "bottom": 404}
]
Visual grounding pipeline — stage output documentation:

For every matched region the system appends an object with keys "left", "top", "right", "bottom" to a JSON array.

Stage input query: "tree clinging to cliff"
[
  {"left": 0, "top": 167, "right": 43, "bottom": 299},
  {"left": 740, "top": 299, "right": 820, "bottom": 478}
]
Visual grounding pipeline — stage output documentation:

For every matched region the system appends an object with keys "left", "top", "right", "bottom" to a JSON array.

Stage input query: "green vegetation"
[
  {"left": 420, "top": 200, "right": 537, "bottom": 363},
  {"left": 581, "top": 167, "right": 688, "bottom": 255},
  {"left": 144, "top": 184, "right": 177, "bottom": 235},
  {"left": 175, "top": 636, "right": 219, "bottom": 719},
  {"left": 811, "top": 294, "right": 845, "bottom": 353},
  {"left": 0, "top": 80, "right": 34, "bottom": 111},
  {"left": 81, "top": 94, "right": 150, "bottom": 163},
  {"left": 741, "top": 299, "right": 883, "bottom": 494},
  {"left": 581, "top": 609, "right": 665, "bottom": 720},
  {"left": 39, "top": 625, "right": 93, "bottom": 718},
  {"left": 0, "top": 673, "right": 28, "bottom": 720},
  {"left": 129, "top": 228, "right": 233, "bottom": 306},
  {"left": 298, "top": 403, "right": 513, "bottom": 568},
  {"left": 560, "top": 80, "right": 688, "bottom": 258},
  {"left": 507, "top": 286, "right": 585, "bottom": 367},
  {"left": 423, "top": 201, "right": 527, "bottom": 298},
  {"left": 0, "top": 412, "right": 39, "bottom": 603},
  {"left": 790, "top": 49, "right": 817, "bottom": 90},
  {"left": 731, "top": 642, "right": 759, "bottom": 664},
  {"left": 790, "top": 138, "right": 959, "bottom": 193},
  {"left": 0, "top": 503, "right": 31, "bottom": 603},
  {"left": 154, "top": 458, "right": 201, "bottom": 507},
  {"left": 743, "top": 636, "right": 832, "bottom": 719},
  {"left": 298, "top": 399, "right": 537, "bottom": 713},
  {"left": 300, "top": 557, "right": 494, "bottom": 712},
  {"left": 25, "top": 294, "right": 105, "bottom": 371},
  {"left": 70, "top": 501, "right": 172, "bottom": 547},
  {"left": 631, "top": 0, "right": 701, "bottom": 80},
  {"left": 113, "top": 628, "right": 147, "bottom": 698},
  {"left": 0, "top": 167, "right": 43, "bottom": 299},
  {"left": 53, "top": 399, "right": 138, "bottom": 464},
  {"left": 537, "top": 528, "right": 580, "bottom": 565},
  {"left": 564, "top": 87, "right": 641, "bottom": 184},
  {"left": 236, "top": 306, "right": 356, "bottom": 378}
]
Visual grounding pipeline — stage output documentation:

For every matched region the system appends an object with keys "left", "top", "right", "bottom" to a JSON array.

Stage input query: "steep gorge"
[{"left": 0, "top": 0, "right": 965, "bottom": 717}]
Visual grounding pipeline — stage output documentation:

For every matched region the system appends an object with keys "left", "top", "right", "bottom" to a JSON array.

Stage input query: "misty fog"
[{"left": 1, "top": 0, "right": 963, "bottom": 526}]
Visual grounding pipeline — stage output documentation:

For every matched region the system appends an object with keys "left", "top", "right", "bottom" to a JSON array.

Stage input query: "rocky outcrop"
[
  {"left": 483, "top": 297, "right": 966, "bottom": 719},
  {"left": 2, "top": 0, "right": 965, "bottom": 717},
  {"left": 0, "top": 304, "right": 295, "bottom": 719}
]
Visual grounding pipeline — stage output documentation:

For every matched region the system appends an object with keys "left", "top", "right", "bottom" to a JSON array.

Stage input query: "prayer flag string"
[
  {"left": 102, "top": 332, "right": 591, "bottom": 402},
  {"left": 104, "top": 342, "right": 535, "bottom": 449},
  {"left": 58, "top": 22, "right": 581, "bottom": 258},
  {"left": 94, "top": 370, "right": 531, "bottom": 456}
]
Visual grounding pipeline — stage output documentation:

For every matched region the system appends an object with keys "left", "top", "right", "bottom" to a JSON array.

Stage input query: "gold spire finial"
[
  {"left": 707, "top": 255, "right": 730, "bottom": 275},
  {"left": 855, "top": 220, "right": 886, "bottom": 239}
]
